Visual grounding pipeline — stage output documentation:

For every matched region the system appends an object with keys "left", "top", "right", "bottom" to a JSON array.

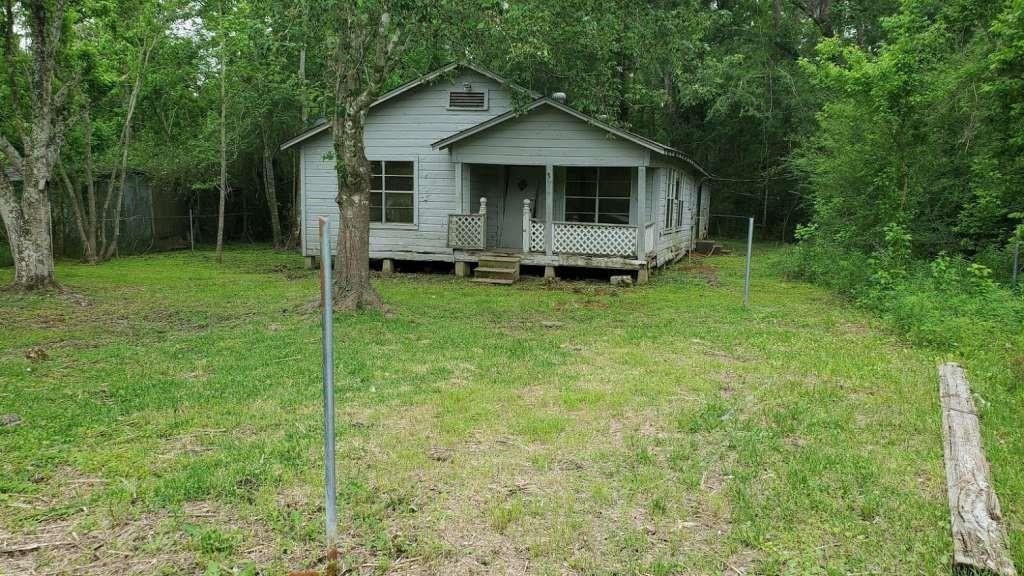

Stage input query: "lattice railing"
[
  {"left": 447, "top": 213, "right": 485, "bottom": 249},
  {"left": 552, "top": 221, "right": 637, "bottom": 258},
  {"left": 529, "top": 219, "right": 545, "bottom": 252}
]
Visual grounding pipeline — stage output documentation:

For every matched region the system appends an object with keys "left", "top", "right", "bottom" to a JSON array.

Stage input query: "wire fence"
[{"left": 0, "top": 211, "right": 266, "bottom": 267}]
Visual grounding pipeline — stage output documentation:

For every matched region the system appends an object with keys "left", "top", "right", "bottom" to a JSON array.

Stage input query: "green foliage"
[{"left": 794, "top": 0, "right": 1024, "bottom": 260}]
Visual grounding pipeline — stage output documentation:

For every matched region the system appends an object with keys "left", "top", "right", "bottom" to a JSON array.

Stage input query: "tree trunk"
[
  {"left": 215, "top": 33, "right": 227, "bottom": 262},
  {"left": 102, "top": 125, "right": 131, "bottom": 260},
  {"left": 262, "top": 141, "right": 282, "bottom": 248},
  {"left": 331, "top": 112, "right": 382, "bottom": 310},
  {"left": 83, "top": 109, "right": 98, "bottom": 262},
  {"left": 215, "top": 35, "right": 228, "bottom": 263},
  {"left": 59, "top": 163, "right": 97, "bottom": 262},
  {"left": 284, "top": 42, "right": 306, "bottom": 251},
  {"left": 0, "top": 0, "right": 69, "bottom": 290},
  {"left": 0, "top": 173, "right": 57, "bottom": 291}
]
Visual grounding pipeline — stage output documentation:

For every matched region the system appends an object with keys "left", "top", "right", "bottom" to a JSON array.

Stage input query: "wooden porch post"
[
  {"left": 454, "top": 162, "right": 464, "bottom": 213},
  {"left": 545, "top": 164, "right": 554, "bottom": 256},
  {"left": 636, "top": 166, "right": 647, "bottom": 259},
  {"left": 522, "top": 198, "right": 531, "bottom": 254},
  {"left": 478, "top": 197, "right": 487, "bottom": 249}
]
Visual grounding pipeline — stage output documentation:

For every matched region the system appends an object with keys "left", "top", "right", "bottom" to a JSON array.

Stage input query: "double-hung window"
[
  {"left": 370, "top": 160, "right": 414, "bottom": 224},
  {"left": 665, "top": 172, "right": 680, "bottom": 230},
  {"left": 564, "top": 167, "right": 631, "bottom": 224},
  {"left": 677, "top": 177, "right": 686, "bottom": 229}
]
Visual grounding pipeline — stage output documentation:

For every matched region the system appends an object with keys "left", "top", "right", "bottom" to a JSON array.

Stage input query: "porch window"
[
  {"left": 564, "top": 167, "right": 630, "bottom": 224},
  {"left": 370, "top": 160, "right": 414, "bottom": 224}
]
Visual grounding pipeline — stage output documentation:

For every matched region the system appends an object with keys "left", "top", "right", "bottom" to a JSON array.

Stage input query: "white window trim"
[
  {"left": 662, "top": 169, "right": 688, "bottom": 234},
  {"left": 562, "top": 167, "right": 632, "bottom": 225},
  {"left": 369, "top": 158, "right": 419, "bottom": 229},
  {"left": 446, "top": 90, "right": 489, "bottom": 111}
]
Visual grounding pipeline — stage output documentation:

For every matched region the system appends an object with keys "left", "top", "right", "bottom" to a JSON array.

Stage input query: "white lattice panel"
[
  {"left": 530, "top": 220, "right": 545, "bottom": 252},
  {"left": 448, "top": 214, "right": 484, "bottom": 249},
  {"left": 553, "top": 222, "right": 637, "bottom": 257}
]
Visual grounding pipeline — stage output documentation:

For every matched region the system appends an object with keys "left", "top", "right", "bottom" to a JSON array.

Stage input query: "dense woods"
[{"left": 0, "top": 0, "right": 1021, "bottom": 298}]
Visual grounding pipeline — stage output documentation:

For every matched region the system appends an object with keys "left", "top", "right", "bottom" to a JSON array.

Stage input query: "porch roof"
[{"left": 431, "top": 98, "right": 708, "bottom": 177}]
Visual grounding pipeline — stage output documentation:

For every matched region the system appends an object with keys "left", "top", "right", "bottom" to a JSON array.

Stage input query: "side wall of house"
[
  {"left": 301, "top": 70, "right": 515, "bottom": 259},
  {"left": 652, "top": 159, "right": 701, "bottom": 266}
]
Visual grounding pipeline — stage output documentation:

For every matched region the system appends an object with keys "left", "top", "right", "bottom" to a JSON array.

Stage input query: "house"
[{"left": 282, "top": 62, "right": 710, "bottom": 283}]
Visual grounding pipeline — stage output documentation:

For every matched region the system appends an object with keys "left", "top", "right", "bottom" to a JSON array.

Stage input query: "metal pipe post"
[
  {"left": 318, "top": 217, "right": 337, "bottom": 545},
  {"left": 189, "top": 207, "right": 194, "bottom": 251},
  {"left": 744, "top": 217, "right": 753, "bottom": 307}
]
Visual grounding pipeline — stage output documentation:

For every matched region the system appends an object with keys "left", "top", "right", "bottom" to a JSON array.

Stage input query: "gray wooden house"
[{"left": 282, "top": 62, "right": 710, "bottom": 283}]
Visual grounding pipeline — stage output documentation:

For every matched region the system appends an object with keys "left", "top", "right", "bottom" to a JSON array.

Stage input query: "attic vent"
[{"left": 448, "top": 90, "right": 488, "bottom": 110}]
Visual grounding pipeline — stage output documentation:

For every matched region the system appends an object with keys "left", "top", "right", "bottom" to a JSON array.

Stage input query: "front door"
[{"left": 498, "top": 166, "right": 543, "bottom": 250}]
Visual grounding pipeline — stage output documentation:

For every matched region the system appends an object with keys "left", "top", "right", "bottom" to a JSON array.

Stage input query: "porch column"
[
  {"left": 454, "top": 162, "right": 464, "bottom": 213},
  {"left": 522, "top": 199, "right": 532, "bottom": 254},
  {"left": 545, "top": 164, "right": 554, "bottom": 256},
  {"left": 636, "top": 166, "right": 647, "bottom": 259}
]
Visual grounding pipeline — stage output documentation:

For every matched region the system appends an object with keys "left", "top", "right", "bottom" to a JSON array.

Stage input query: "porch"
[{"left": 446, "top": 163, "right": 657, "bottom": 272}]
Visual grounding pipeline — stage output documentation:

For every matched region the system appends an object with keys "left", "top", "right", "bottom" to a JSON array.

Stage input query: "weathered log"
[{"left": 939, "top": 362, "right": 1017, "bottom": 576}]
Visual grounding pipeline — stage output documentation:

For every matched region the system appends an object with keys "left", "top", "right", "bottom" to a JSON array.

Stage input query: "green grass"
[{"left": 0, "top": 245, "right": 1019, "bottom": 574}]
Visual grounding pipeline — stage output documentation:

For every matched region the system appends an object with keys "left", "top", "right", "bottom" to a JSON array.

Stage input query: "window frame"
[
  {"left": 563, "top": 166, "right": 632, "bottom": 225},
  {"left": 369, "top": 159, "right": 418, "bottom": 229},
  {"left": 664, "top": 171, "right": 679, "bottom": 231}
]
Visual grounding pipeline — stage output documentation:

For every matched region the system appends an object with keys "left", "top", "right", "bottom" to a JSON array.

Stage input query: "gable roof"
[
  {"left": 280, "top": 62, "right": 540, "bottom": 151},
  {"left": 432, "top": 97, "right": 708, "bottom": 176}
]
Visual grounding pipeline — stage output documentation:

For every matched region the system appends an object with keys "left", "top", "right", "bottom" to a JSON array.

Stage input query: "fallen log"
[{"left": 939, "top": 362, "right": 1017, "bottom": 576}]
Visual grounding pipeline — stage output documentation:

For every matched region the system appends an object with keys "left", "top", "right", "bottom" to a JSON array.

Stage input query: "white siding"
[
  {"left": 652, "top": 164, "right": 699, "bottom": 265},
  {"left": 302, "top": 70, "right": 515, "bottom": 257},
  {"left": 450, "top": 106, "right": 649, "bottom": 167}
]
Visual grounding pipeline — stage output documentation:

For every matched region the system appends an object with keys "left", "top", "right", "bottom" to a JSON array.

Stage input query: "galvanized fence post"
[
  {"left": 744, "top": 217, "right": 753, "bottom": 307},
  {"left": 318, "top": 217, "right": 338, "bottom": 545}
]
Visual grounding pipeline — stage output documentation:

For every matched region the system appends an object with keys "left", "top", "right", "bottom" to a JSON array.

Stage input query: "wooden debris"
[
  {"left": 1, "top": 413, "right": 21, "bottom": 427},
  {"left": 24, "top": 347, "right": 48, "bottom": 362},
  {"left": 2, "top": 540, "right": 73, "bottom": 554},
  {"left": 610, "top": 275, "right": 633, "bottom": 287},
  {"left": 938, "top": 362, "right": 1017, "bottom": 576}
]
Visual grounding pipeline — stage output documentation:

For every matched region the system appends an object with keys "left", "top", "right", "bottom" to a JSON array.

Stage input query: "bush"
[{"left": 786, "top": 231, "right": 1024, "bottom": 391}]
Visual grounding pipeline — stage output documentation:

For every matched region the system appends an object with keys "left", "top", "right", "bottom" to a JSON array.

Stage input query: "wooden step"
[
  {"left": 471, "top": 277, "right": 515, "bottom": 285},
  {"left": 479, "top": 257, "right": 520, "bottom": 270},
  {"left": 474, "top": 268, "right": 518, "bottom": 282}
]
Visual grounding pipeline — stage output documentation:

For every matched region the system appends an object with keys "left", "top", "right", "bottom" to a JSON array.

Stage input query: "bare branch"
[{"left": 0, "top": 134, "right": 23, "bottom": 172}]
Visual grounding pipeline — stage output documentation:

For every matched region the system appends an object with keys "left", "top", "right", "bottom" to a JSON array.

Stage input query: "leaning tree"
[
  {"left": 326, "top": 1, "right": 408, "bottom": 310},
  {"left": 1, "top": 0, "right": 76, "bottom": 290}
]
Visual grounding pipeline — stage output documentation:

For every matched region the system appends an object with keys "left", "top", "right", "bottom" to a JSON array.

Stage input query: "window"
[
  {"left": 370, "top": 160, "right": 414, "bottom": 224},
  {"left": 448, "top": 90, "right": 488, "bottom": 110},
  {"left": 564, "top": 167, "right": 631, "bottom": 224},
  {"left": 665, "top": 172, "right": 680, "bottom": 229},
  {"left": 677, "top": 177, "right": 686, "bottom": 228}
]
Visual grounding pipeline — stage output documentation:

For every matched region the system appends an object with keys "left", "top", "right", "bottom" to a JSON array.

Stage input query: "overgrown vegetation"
[
  {"left": 786, "top": 1, "right": 1024, "bottom": 417},
  {"left": 2, "top": 247, "right": 1021, "bottom": 573}
]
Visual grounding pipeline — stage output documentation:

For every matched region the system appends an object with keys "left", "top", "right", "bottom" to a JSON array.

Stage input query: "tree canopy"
[{"left": 1, "top": 0, "right": 1020, "bottom": 290}]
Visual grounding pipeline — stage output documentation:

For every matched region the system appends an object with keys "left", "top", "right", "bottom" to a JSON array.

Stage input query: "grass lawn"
[{"left": 0, "top": 245, "right": 1019, "bottom": 575}]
